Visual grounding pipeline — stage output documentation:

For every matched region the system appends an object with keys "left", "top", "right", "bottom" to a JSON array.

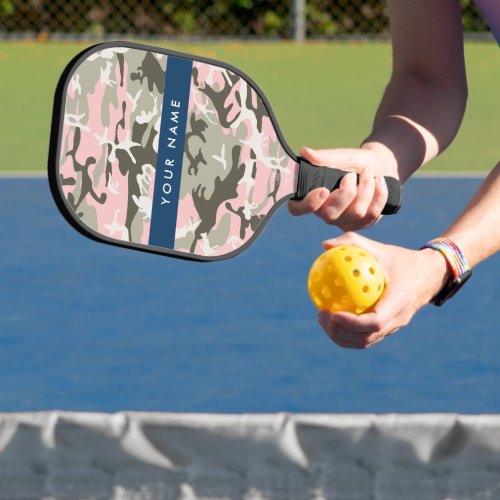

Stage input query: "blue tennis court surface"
[{"left": 0, "top": 176, "right": 498, "bottom": 413}]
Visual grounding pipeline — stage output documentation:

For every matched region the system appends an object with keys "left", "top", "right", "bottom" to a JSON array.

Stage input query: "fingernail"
[{"left": 319, "top": 188, "right": 329, "bottom": 200}]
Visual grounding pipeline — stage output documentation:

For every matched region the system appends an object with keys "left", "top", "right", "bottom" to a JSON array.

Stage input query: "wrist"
[
  {"left": 361, "top": 141, "right": 399, "bottom": 178},
  {"left": 420, "top": 238, "right": 472, "bottom": 306},
  {"left": 418, "top": 248, "right": 453, "bottom": 303}
]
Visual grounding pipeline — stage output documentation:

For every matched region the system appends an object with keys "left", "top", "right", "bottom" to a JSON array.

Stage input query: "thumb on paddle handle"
[{"left": 293, "top": 157, "right": 402, "bottom": 215}]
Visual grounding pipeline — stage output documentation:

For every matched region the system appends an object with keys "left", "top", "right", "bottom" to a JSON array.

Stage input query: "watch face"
[{"left": 432, "top": 269, "right": 472, "bottom": 306}]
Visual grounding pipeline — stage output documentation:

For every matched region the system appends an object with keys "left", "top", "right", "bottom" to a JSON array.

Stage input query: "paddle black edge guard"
[{"left": 292, "top": 158, "right": 402, "bottom": 215}]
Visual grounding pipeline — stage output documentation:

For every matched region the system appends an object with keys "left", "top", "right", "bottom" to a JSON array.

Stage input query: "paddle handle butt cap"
[{"left": 293, "top": 158, "right": 402, "bottom": 215}]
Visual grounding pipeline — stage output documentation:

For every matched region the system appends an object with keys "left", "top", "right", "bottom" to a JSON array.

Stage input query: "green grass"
[{"left": 0, "top": 40, "right": 497, "bottom": 172}]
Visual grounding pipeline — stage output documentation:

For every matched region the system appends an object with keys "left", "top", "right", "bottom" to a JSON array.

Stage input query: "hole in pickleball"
[
  {"left": 322, "top": 286, "right": 332, "bottom": 299},
  {"left": 352, "top": 269, "right": 360, "bottom": 277},
  {"left": 362, "top": 285, "right": 369, "bottom": 293},
  {"left": 313, "top": 271, "right": 321, "bottom": 282},
  {"left": 342, "top": 295, "right": 351, "bottom": 304},
  {"left": 344, "top": 256, "right": 352, "bottom": 262},
  {"left": 378, "top": 284, "right": 382, "bottom": 291},
  {"left": 356, "top": 306, "right": 365, "bottom": 314},
  {"left": 334, "top": 277, "right": 344, "bottom": 287},
  {"left": 359, "top": 251, "right": 367, "bottom": 257},
  {"left": 327, "top": 264, "right": 335, "bottom": 272},
  {"left": 369, "top": 267, "right": 376, "bottom": 275},
  {"left": 333, "top": 303, "right": 342, "bottom": 311}
]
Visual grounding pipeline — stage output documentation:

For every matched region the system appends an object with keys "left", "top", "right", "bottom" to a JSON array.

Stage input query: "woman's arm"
[
  {"left": 289, "top": 0, "right": 468, "bottom": 226},
  {"left": 442, "top": 162, "right": 500, "bottom": 267},
  {"left": 318, "top": 163, "right": 500, "bottom": 349},
  {"left": 364, "top": 0, "right": 469, "bottom": 182}
]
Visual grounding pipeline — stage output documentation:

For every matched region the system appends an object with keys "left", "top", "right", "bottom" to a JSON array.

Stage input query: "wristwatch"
[{"left": 421, "top": 238, "right": 472, "bottom": 306}]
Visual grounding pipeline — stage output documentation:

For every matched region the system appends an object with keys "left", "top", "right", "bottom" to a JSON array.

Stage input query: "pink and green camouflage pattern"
[{"left": 57, "top": 44, "right": 298, "bottom": 260}]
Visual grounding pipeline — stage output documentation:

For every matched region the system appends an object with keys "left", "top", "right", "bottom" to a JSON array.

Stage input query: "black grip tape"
[{"left": 292, "top": 158, "right": 402, "bottom": 215}]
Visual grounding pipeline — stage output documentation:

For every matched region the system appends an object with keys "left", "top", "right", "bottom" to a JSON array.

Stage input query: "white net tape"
[{"left": 0, "top": 412, "right": 500, "bottom": 499}]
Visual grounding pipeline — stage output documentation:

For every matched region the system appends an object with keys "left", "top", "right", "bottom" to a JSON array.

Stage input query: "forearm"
[
  {"left": 418, "top": 162, "right": 500, "bottom": 303},
  {"left": 362, "top": 73, "right": 467, "bottom": 182},
  {"left": 361, "top": 0, "right": 467, "bottom": 183},
  {"left": 441, "top": 162, "right": 500, "bottom": 267}
]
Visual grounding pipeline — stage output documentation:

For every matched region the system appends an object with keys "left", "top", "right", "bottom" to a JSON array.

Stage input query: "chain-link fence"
[{"left": 0, "top": 0, "right": 491, "bottom": 40}]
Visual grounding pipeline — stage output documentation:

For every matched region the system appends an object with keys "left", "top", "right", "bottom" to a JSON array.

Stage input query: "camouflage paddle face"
[{"left": 49, "top": 41, "right": 401, "bottom": 261}]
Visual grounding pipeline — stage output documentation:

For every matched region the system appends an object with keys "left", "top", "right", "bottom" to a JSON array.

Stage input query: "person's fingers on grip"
[
  {"left": 299, "top": 147, "right": 328, "bottom": 166},
  {"left": 298, "top": 148, "right": 391, "bottom": 230},
  {"left": 288, "top": 147, "right": 332, "bottom": 216},
  {"left": 288, "top": 188, "right": 330, "bottom": 216},
  {"left": 329, "top": 167, "right": 379, "bottom": 231},
  {"left": 372, "top": 174, "right": 389, "bottom": 214},
  {"left": 346, "top": 165, "right": 376, "bottom": 220},
  {"left": 299, "top": 147, "right": 373, "bottom": 172},
  {"left": 295, "top": 147, "right": 373, "bottom": 225},
  {"left": 299, "top": 147, "right": 366, "bottom": 171},
  {"left": 315, "top": 172, "right": 358, "bottom": 224},
  {"left": 356, "top": 175, "right": 389, "bottom": 228}
]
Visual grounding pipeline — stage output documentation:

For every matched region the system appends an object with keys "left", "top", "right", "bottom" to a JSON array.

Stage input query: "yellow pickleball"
[{"left": 308, "top": 245, "right": 385, "bottom": 314}]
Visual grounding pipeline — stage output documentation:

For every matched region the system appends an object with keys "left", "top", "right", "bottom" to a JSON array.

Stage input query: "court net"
[{"left": 1, "top": 412, "right": 499, "bottom": 499}]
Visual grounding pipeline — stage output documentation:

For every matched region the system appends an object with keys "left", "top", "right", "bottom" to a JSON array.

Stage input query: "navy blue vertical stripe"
[{"left": 149, "top": 56, "right": 193, "bottom": 249}]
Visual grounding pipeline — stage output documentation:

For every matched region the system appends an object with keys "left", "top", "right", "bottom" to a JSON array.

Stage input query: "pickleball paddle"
[{"left": 48, "top": 41, "right": 401, "bottom": 262}]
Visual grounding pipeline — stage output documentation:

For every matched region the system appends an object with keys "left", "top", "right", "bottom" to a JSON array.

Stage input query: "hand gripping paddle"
[{"left": 48, "top": 41, "right": 402, "bottom": 262}]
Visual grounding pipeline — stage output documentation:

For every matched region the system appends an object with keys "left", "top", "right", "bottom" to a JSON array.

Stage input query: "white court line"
[
  {"left": 414, "top": 170, "right": 487, "bottom": 178},
  {"left": 0, "top": 171, "right": 47, "bottom": 178},
  {"left": 0, "top": 170, "right": 489, "bottom": 179}
]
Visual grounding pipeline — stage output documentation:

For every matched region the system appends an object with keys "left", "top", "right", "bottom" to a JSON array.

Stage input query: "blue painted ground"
[{"left": 0, "top": 177, "right": 498, "bottom": 413}]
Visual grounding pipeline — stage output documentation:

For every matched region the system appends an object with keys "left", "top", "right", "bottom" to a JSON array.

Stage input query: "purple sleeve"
[{"left": 473, "top": 0, "right": 500, "bottom": 45}]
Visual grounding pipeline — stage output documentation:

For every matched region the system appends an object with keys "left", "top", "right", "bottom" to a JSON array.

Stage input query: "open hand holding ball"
[{"left": 308, "top": 245, "right": 385, "bottom": 314}]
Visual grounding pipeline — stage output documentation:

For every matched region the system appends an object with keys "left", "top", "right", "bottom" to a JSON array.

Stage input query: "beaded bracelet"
[
  {"left": 420, "top": 238, "right": 472, "bottom": 306},
  {"left": 421, "top": 238, "right": 470, "bottom": 278}
]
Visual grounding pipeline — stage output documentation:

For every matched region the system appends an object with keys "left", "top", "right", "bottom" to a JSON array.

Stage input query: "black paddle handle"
[{"left": 292, "top": 158, "right": 402, "bottom": 215}]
